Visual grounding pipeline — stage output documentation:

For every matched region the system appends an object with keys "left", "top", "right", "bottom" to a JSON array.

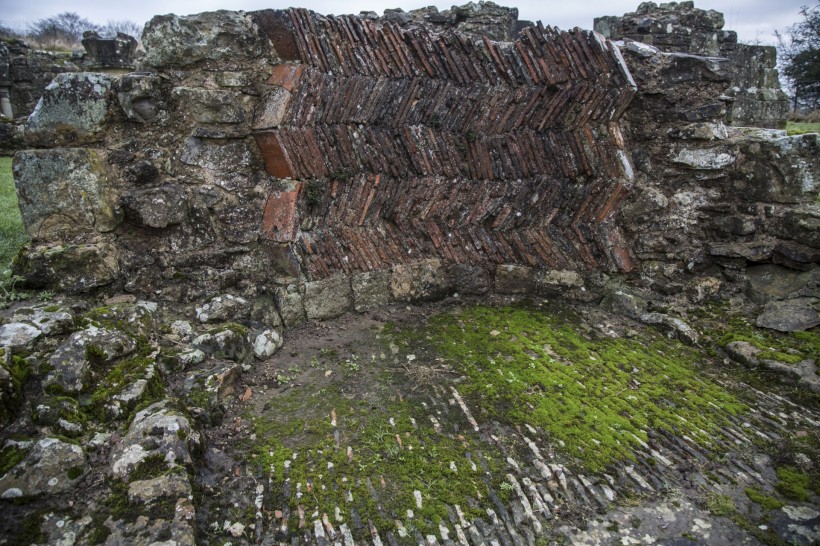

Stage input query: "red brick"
[{"left": 262, "top": 182, "right": 302, "bottom": 243}]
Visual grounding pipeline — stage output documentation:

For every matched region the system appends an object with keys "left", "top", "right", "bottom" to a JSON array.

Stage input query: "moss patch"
[
  {"left": 0, "top": 442, "right": 29, "bottom": 476},
  {"left": 718, "top": 315, "right": 819, "bottom": 365},
  {"left": 247, "top": 385, "right": 506, "bottom": 536},
  {"left": 745, "top": 487, "right": 785, "bottom": 510},
  {"left": 393, "top": 304, "right": 747, "bottom": 473},
  {"left": 775, "top": 466, "right": 812, "bottom": 501}
]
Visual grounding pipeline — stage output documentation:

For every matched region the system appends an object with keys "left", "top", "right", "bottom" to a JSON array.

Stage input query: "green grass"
[
  {"left": 786, "top": 121, "right": 820, "bottom": 135},
  {"left": 395, "top": 304, "right": 748, "bottom": 473},
  {"left": 0, "top": 156, "right": 27, "bottom": 270}
]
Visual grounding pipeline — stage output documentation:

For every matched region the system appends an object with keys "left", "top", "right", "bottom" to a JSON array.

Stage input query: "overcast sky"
[{"left": 1, "top": 0, "right": 811, "bottom": 46}]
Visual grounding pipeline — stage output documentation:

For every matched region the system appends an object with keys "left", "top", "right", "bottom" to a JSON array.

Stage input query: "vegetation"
[
  {"left": 0, "top": 157, "right": 27, "bottom": 271},
  {"left": 786, "top": 121, "right": 820, "bottom": 134},
  {"left": 394, "top": 304, "right": 747, "bottom": 473},
  {"left": 0, "top": 13, "right": 143, "bottom": 51},
  {"left": 777, "top": 2, "right": 820, "bottom": 111}
]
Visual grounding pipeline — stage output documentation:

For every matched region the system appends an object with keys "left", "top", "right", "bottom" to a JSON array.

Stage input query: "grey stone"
[
  {"left": 392, "top": 259, "right": 452, "bottom": 302},
  {"left": 624, "top": 40, "right": 660, "bottom": 58},
  {"left": 304, "top": 276, "right": 353, "bottom": 320},
  {"left": 44, "top": 325, "right": 137, "bottom": 394},
  {"left": 671, "top": 148, "right": 735, "bottom": 170},
  {"left": 143, "top": 11, "right": 269, "bottom": 68},
  {"left": 725, "top": 341, "right": 761, "bottom": 367},
  {"left": 13, "top": 148, "right": 119, "bottom": 242},
  {"left": 193, "top": 326, "right": 250, "bottom": 362},
  {"left": 115, "top": 72, "right": 166, "bottom": 124},
  {"left": 620, "top": 187, "right": 668, "bottom": 221},
  {"left": 0, "top": 438, "right": 86, "bottom": 498},
  {"left": 111, "top": 399, "right": 201, "bottom": 480},
  {"left": 274, "top": 284, "right": 306, "bottom": 328},
  {"left": 180, "top": 136, "right": 253, "bottom": 172},
  {"left": 253, "top": 329, "right": 283, "bottom": 359},
  {"left": 178, "top": 349, "right": 206, "bottom": 368},
  {"left": 494, "top": 264, "right": 534, "bottom": 295},
  {"left": 535, "top": 270, "right": 584, "bottom": 291},
  {"left": 252, "top": 87, "right": 292, "bottom": 129},
  {"left": 447, "top": 264, "right": 491, "bottom": 295},
  {"left": 600, "top": 289, "right": 647, "bottom": 321},
  {"left": 11, "top": 305, "right": 74, "bottom": 336},
  {"left": 756, "top": 298, "right": 820, "bottom": 332},
  {"left": 170, "top": 320, "right": 195, "bottom": 342},
  {"left": 0, "top": 322, "right": 42, "bottom": 352},
  {"left": 196, "top": 294, "right": 250, "bottom": 323},
  {"left": 81, "top": 31, "right": 138, "bottom": 69},
  {"left": 31, "top": 397, "right": 87, "bottom": 436},
  {"left": 352, "top": 270, "right": 393, "bottom": 312},
  {"left": 14, "top": 242, "right": 120, "bottom": 294},
  {"left": 24, "top": 72, "right": 112, "bottom": 146},
  {"left": 182, "top": 362, "right": 242, "bottom": 410},
  {"left": 120, "top": 185, "right": 188, "bottom": 229},
  {"left": 746, "top": 265, "right": 818, "bottom": 304},
  {"left": 128, "top": 471, "right": 192, "bottom": 504},
  {"left": 640, "top": 312, "right": 700, "bottom": 345},
  {"left": 173, "top": 87, "right": 249, "bottom": 124}
]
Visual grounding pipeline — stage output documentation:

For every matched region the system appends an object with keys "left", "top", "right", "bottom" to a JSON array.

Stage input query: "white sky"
[{"left": 1, "top": 0, "right": 810, "bottom": 46}]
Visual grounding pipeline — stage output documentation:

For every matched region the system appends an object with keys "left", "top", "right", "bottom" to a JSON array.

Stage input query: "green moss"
[
  {"left": 0, "top": 156, "right": 29, "bottom": 272},
  {"left": 19, "top": 510, "right": 46, "bottom": 545},
  {"left": 718, "top": 316, "right": 817, "bottom": 365},
  {"left": 394, "top": 304, "right": 747, "bottom": 473},
  {"left": 87, "top": 356, "right": 164, "bottom": 422},
  {"left": 67, "top": 466, "right": 84, "bottom": 480},
  {"left": 705, "top": 492, "right": 735, "bottom": 516},
  {"left": 305, "top": 179, "right": 324, "bottom": 206},
  {"left": 775, "top": 466, "right": 811, "bottom": 501},
  {"left": 0, "top": 443, "right": 29, "bottom": 476},
  {"left": 247, "top": 385, "right": 507, "bottom": 536},
  {"left": 745, "top": 487, "right": 785, "bottom": 510},
  {"left": 214, "top": 322, "right": 250, "bottom": 337},
  {"left": 130, "top": 452, "right": 169, "bottom": 481}
]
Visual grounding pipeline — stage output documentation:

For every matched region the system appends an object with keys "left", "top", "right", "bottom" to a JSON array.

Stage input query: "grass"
[
  {"left": 394, "top": 304, "right": 748, "bottom": 473},
  {"left": 0, "top": 156, "right": 27, "bottom": 271},
  {"left": 786, "top": 121, "right": 820, "bottom": 135}
]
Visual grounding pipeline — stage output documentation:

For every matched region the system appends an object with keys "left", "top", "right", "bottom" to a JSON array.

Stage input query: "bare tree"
[
  {"left": 100, "top": 20, "right": 144, "bottom": 39},
  {"left": 28, "top": 12, "right": 100, "bottom": 49}
]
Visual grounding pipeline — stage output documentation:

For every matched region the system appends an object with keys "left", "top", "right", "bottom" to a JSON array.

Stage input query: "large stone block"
[
  {"left": 172, "top": 88, "right": 249, "bottom": 124},
  {"left": 14, "top": 242, "right": 120, "bottom": 293},
  {"left": 391, "top": 259, "right": 451, "bottom": 303},
  {"left": 120, "top": 185, "right": 188, "bottom": 229},
  {"left": 24, "top": 72, "right": 112, "bottom": 146},
  {"left": 142, "top": 11, "right": 271, "bottom": 68},
  {"left": 13, "top": 148, "right": 120, "bottom": 242},
  {"left": 352, "top": 270, "right": 392, "bottom": 312},
  {"left": 304, "top": 276, "right": 353, "bottom": 320}
]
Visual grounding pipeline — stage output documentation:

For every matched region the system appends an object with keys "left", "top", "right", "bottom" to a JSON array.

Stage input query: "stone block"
[
  {"left": 304, "top": 276, "right": 353, "bottom": 320},
  {"left": 120, "top": 185, "right": 188, "bottom": 229},
  {"left": 13, "top": 149, "right": 119, "bottom": 242},
  {"left": 274, "top": 284, "right": 306, "bottom": 327},
  {"left": 172, "top": 87, "right": 248, "bottom": 124},
  {"left": 391, "top": 259, "right": 451, "bottom": 302},
  {"left": 494, "top": 264, "right": 534, "bottom": 294},
  {"left": 352, "top": 270, "right": 392, "bottom": 312},
  {"left": 143, "top": 11, "right": 269, "bottom": 68},
  {"left": 115, "top": 73, "right": 166, "bottom": 124},
  {"left": 14, "top": 242, "right": 120, "bottom": 294},
  {"left": 24, "top": 72, "right": 112, "bottom": 146},
  {"left": 180, "top": 136, "right": 253, "bottom": 172},
  {"left": 447, "top": 264, "right": 491, "bottom": 295},
  {"left": 252, "top": 87, "right": 292, "bottom": 130}
]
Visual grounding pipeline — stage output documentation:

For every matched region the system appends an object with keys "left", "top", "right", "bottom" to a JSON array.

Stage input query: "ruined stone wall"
[
  {"left": 594, "top": 1, "right": 790, "bottom": 129},
  {"left": 9, "top": 2, "right": 820, "bottom": 327},
  {"left": 0, "top": 41, "right": 82, "bottom": 119},
  {"left": 12, "top": 6, "right": 641, "bottom": 327}
]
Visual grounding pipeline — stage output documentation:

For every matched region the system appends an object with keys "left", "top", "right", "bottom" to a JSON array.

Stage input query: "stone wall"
[
  {"left": 594, "top": 1, "right": 790, "bottom": 129},
  {"left": 9, "top": 1, "right": 820, "bottom": 328},
  {"left": 0, "top": 41, "right": 82, "bottom": 120}
]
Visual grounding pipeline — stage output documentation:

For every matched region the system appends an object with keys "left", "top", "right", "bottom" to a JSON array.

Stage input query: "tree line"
[
  {"left": 0, "top": 12, "right": 143, "bottom": 51},
  {"left": 777, "top": 1, "right": 820, "bottom": 113}
]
